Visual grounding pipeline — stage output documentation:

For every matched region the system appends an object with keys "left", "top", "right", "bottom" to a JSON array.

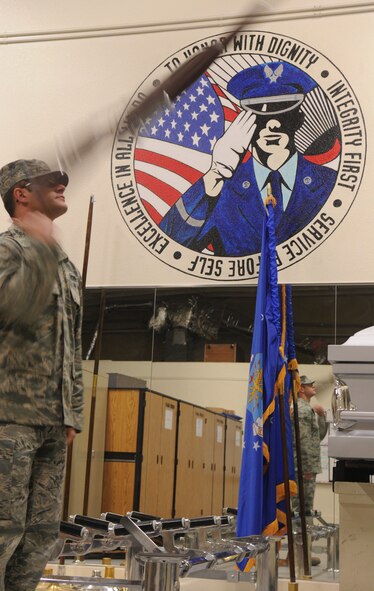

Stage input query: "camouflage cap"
[
  {"left": 0, "top": 159, "right": 69, "bottom": 200},
  {"left": 300, "top": 375, "right": 315, "bottom": 385}
]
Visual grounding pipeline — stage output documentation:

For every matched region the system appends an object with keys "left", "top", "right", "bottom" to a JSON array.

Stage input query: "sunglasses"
[{"left": 24, "top": 175, "right": 67, "bottom": 189}]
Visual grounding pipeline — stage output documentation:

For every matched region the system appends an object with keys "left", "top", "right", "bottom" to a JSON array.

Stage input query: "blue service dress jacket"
[{"left": 160, "top": 153, "right": 337, "bottom": 256}]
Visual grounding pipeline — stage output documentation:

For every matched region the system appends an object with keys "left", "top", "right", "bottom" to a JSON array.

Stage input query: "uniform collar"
[
  {"left": 9, "top": 222, "right": 67, "bottom": 262},
  {"left": 253, "top": 152, "right": 298, "bottom": 192}
]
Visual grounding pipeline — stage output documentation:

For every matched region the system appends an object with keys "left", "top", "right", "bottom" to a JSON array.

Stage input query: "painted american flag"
[{"left": 134, "top": 66, "right": 242, "bottom": 225}]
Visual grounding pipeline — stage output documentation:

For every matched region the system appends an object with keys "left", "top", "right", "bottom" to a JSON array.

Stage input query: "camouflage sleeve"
[
  {"left": 0, "top": 235, "right": 58, "bottom": 325},
  {"left": 317, "top": 413, "right": 328, "bottom": 441},
  {"left": 297, "top": 404, "right": 314, "bottom": 471},
  {"left": 72, "top": 278, "right": 84, "bottom": 432}
]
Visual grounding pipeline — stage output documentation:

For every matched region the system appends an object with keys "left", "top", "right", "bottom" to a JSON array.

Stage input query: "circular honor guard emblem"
[{"left": 111, "top": 31, "right": 366, "bottom": 281}]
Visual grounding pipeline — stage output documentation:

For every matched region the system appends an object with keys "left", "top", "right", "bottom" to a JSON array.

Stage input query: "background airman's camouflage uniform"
[
  {"left": 0, "top": 225, "right": 83, "bottom": 591},
  {"left": 292, "top": 398, "right": 328, "bottom": 514}
]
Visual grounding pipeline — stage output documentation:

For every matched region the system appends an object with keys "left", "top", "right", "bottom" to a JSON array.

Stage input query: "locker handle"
[
  {"left": 188, "top": 459, "right": 191, "bottom": 468},
  {"left": 203, "top": 462, "right": 205, "bottom": 469},
  {"left": 160, "top": 455, "right": 163, "bottom": 465},
  {"left": 156, "top": 455, "right": 159, "bottom": 464}
]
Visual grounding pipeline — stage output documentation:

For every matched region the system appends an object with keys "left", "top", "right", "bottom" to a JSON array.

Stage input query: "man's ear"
[{"left": 13, "top": 187, "right": 29, "bottom": 204}]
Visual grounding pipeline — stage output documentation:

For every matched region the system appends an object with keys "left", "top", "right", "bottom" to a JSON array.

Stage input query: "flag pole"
[
  {"left": 278, "top": 385, "right": 298, "bottom": 590},
  {"left": 81, "top": 195, "right": 95, "bottom": 290},
  {"left": 269, "top": 192, "right": 297, "bottom": 590},
  {"left": 83, "top": 287, "right": 106, "bottom": 514},
  {"left": 62, "top": 195, "right": 95, "bottom": 520},
  {"left": 237, "top": 185, "right": 298, "bottom": 580},
  {"left": 290, "top": 368, "right": 312, "bottom": 578}
]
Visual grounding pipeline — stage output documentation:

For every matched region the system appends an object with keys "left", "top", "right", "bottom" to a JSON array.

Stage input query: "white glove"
[{"left": 204, "top": 111, "right": 257, "bottom": 197}]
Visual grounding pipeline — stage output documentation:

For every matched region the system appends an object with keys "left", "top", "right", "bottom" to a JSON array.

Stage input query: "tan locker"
[
  {"left": 175, "top": 406, "right": 221, "bottom": 517},
  {"left": 233, "top": 422, "right": 242, "bottom": 502},
  {"left": 102, "top": 461, "right": 135, "bottom": 514},
  {"left": 175, "top": 402, "right": 195, "bottom": 517},
  {"left": 102, "top": 387, "right": 178, "bottom": 518},
  {"left": 224, "top": 418, "right": 235, "bottom": 508},
  {"left": 105, "top": 389, "right": 139, "bottom": 452},
  {"left": 191, "top": 408, "right": 208, "bottom": 516},
  {"left": 224, "top": 418, "right": 243, "bottom": 508},
  {"left": 201, "top": 410, "right": 215, "bottom": 516},
  {"left": 212, "top": 415, "right": 225, "bottom": 515},
  {"left": 140, "top": 394, "right": 177, "bottom": 517},
  {"left": 101, "top": 382, "right": 241, "bottom": 520},
  {"left": 140, "top": 392, "right": 163, "bottom": 515},
  {"left": 102, "top": 388, "right": 142, "bottom": 514},
  {"left": 157, "top": 398, "right": 178, "bottom": 517}
]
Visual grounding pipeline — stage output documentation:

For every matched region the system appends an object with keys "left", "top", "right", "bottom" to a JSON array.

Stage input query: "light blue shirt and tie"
[{"left": 253, "top": 153, "right": 298, "bottom": 210}]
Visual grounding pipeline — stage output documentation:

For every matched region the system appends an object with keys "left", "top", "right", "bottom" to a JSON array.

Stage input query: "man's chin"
[{"left": 51, "top": 203, "right": 68, "bottom": 220}]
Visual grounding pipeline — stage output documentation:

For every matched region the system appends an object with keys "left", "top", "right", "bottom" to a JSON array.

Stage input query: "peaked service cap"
[{"left": 227, "top": 61, "right": 317, "bottom": 114}]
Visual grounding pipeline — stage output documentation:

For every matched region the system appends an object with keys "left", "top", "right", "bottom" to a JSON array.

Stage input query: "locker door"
[
  {"left": 212, "top": 416, "right": 225, "bottom": 515},
  {"left": 233, "top": 423, "right": 243, "bottom": 507},
  {"left": 105, "top": 389, "right": 139, "bottom": 452},
  {"left": 157, "top": 397, "right": 177, "bottom": 517},
  {"left": 102, "top": 461, "right": 135, "bottom": 514},
  {"left": 201, "top": 410, "right": 215, "bottom": 516},
  {"left": 102, "top": 389, "right": 140, "bottom": 514},
  {"left": 191, "top": 408, "right": 206, "bottom": 516},
  {"left": 175, "top": 402, "right": 194, "bottom": 517},
  {"left": 139, "top": 390, "right": 151, "bottom": 511},
  {"left": 140, "top": 392, "right": 163, "bottom": 515},
  {"left": 224, "top": 418, "right": 237, "bottom": 508}
]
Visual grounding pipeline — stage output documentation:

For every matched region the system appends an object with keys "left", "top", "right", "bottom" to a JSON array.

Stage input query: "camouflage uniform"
[
  {"left": 292, "top": 398, "right": 328, "bottom": 514},
  {"left": 0, "top": 224, "right": 83, "bottom": 591}
]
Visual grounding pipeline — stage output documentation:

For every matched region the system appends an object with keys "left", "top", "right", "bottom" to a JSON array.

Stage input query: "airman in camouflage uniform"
[
  {"left": 0, "top": 159, "right": 84, "bottom": 591},
  {"left": 292, "top": 375, "right": 328, "bottom": 515}
]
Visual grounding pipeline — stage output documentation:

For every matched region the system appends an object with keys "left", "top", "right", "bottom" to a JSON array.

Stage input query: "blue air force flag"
[{"left": 236, "top": 198, "right": 296, "bottom": 571}]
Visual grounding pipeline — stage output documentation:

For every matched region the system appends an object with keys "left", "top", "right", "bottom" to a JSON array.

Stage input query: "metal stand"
[
  {"left": 291, "top": 511, "right": 339, "bottom": 576},
  {"left": 294, "top": 531, "right": 311, "bottom": 580},
  {"left": 137, "top": 553, "right": 184, "bottom": 591},
  {"left": 257, "top": 537, "right": 279, "bottom": 591},
  {"left": 40, "top": 511, "right": 278, "bottom": 590}
]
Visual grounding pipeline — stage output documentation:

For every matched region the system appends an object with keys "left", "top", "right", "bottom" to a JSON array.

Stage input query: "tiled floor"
[
  {"left": 180, "top": 577, "right": 339, "bottom": 590},
  {"left": 278, "top": 537, "right": 339, "bottom": 584},
  {"left": 46, "top": 558, "right": 340, "bottom": 590}
]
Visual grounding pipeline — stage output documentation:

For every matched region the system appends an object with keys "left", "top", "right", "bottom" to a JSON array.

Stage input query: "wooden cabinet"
[
  {"left": 101, "top": 388, "right": 177, "bottom": 518},
  {"left": 174, "top": 402, "right": 194, "bottom": 517},
  {"left": 187, "top": 407, "right": 215, "bottom": 516},
  {"left": 212, "top": 415, "right": 225, "bottom": 514},
  {"left": 204, "top": 343, "right": 237, "bottom": 362},
  {"left": 175, "top": 405, "right": 226, "bottom": 517},
  {"left": 101, "top": 388, "right": 144, "bottom": 515},
  {"left": 101, "top": 381, "right": 242, "bottom": 519},
  {"left": 200, "top": 409, "right": 215, "bottom": 516},
  {"left": 224, "top": 418, "right": 243, "bottom": 509},
  {"left": 104, "top": 388, "right": 140, "bottom": 453},
  {"left": 102, "top": 461, "right": 136, "bottom": 515},
  {"left": 140, "top": 392, "right": 177, "bottom": 517}
]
